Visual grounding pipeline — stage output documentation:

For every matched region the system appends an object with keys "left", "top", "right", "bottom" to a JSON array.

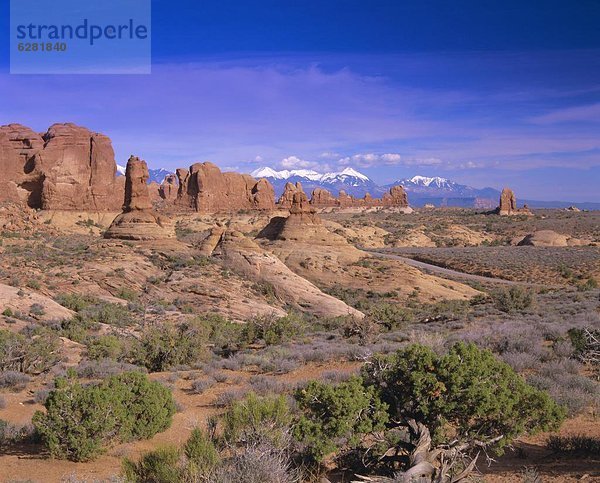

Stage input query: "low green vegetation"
[
  {"left": 123, "top": 343, "right": 565, "bottom": 482},
  {"left": 0, "top": 329, "right": 61, "bottom": 374},
  {"left": 493, "top": 286, "right": 536, "bottom": 313},
  {"left": 32, "top": 371, "right": 175, "bottom": 461}
]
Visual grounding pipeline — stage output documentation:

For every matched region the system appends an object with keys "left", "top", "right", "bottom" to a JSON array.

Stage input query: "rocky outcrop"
[
  {"left": 307, "top": 184, "right": 410, "bottom": 209},
  {"left": 338, "top": 190, "right": 354, "bottom": 207},
  {"left": 198, "top": 226, "right": 225, "bottom": 256},
  {"left": 517, "top": 230, "right": 584, "bottom": 247},
  {"left": 148, "top": 182, "right": 162, "bottom": 204},
  {"left": 310, "top": 188, "right": 339, "bottom": 207},
  {"left": 104, "top": 156, "right": 175, "bottom": 240},
  {"left": 40, "top": 124, "right": 122, "bottom": 210},
  {"left": 498, "top": 187, "right": 517, "bottom": 215},
  {"left": 0, "top": 123, "right": 122, "bottom": 210},
  {"left": 278, "top": 182, "right": 302, "bottom": 209},
  {"left": 252, "top": 178, "right": 276, "bottom": 210},
  {"left": 159, "top": 174, "right": 178, "bottom": 202},
  {"left": 276, "top": 185, "right": 323, "bottom": 241},
  {"left": 175, "top": 162, "right": 275, "bottom": 212},
  {"left": 496, "top": 187, "right": 533, "bottom": 216},
  {"left": 213, "top": 230, "right": 364, "bottom": 319},
  {"left": 382, "top": 185, "right": 409, "bottom": 207},
  {"left": 261, "top": 183, "right": 352, "bottom": 245}
]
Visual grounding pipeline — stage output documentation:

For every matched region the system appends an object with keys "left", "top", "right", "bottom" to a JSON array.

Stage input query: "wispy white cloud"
[
  {"left": 530, "top": 102, "right": 600, "bottom": 124},
  {"left": 279, "top": 155, "right": 329, "bottom": 171},
  {"left": 1, "top": 51, "right": 598, "bottom": 200},
  {"left": 319, "top": 151, "right": 340, "bottom": 159},
  {"left": 337, "top": 153, "right": 443, "bottom": 168}
]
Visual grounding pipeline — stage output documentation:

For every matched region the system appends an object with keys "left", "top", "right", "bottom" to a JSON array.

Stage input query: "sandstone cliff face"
[
  {"left": 104, "top": 156, "right": 175, "bottom": 240},
  {"left": 0, "top": 123, "right": 122, "bottom": 210},
  {"left": 496, "top": 187, "right": 533, "bottom": 216},
  {"left": 40, "top": 124, "right": 121, "bottom": 210},
  {"left": 175, "top": 162, "right": 275, "bottom": 212},
  {"left": 0, "top": 124, "right": 45, "bottom": 206}
]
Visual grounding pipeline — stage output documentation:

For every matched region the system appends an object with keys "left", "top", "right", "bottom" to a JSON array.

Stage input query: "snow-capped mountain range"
[
  {"left": 400, "top": 175, "right": 457, "bottom": 189},
  {"left": 117, "top": 165, "right": 172, "bottom": 185},
  {"left": 251, "top": 166, "right": 381, "bottom": 198},
  {"left": 251, "top": 167, "right": 500, "bottom": 206},
  {"left": 251, "top": 167, "right": 370, "bottom": 183}
]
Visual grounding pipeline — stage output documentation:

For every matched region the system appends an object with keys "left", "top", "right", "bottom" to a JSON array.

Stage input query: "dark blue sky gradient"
[
  {"left": 150, "top": 0, "right": 600, "bottom": 55},
  {"left": 0, "top": 1, "right": 599, "bottom": 201}
]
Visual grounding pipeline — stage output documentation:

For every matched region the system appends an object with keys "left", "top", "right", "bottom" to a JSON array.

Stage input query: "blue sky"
[{"left": 1, "top": 0, "right": 599, "bottom": 201}]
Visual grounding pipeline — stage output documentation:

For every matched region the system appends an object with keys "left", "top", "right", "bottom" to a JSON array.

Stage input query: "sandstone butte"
[
  {"left": 175, "top": 162, "right": 276, "bottom": 212},
  {"left": 104, "top": 156, "right": 175, "bottom": 240},
  {"left": 0, "top": 123, "right": 123, "bottom": 211},
  {"left": 495, "top": 187, "right": 533, "bottom": 216}
]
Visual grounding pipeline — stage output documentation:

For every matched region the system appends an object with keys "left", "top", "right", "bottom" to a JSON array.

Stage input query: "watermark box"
[{"left": 10, "top": 0, "right": 151, "bottom": 74}]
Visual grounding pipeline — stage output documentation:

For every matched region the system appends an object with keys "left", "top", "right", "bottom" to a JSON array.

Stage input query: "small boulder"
[{"left": 517, "top": 230, "right": 568, "bottom": 247}]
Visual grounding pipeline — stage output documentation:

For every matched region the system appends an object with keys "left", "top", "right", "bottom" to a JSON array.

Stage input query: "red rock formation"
[
  {"left": 104, "top": 156, "right": 175, "bottom": 240},
  {"left": 307, "top": 184, "right": 409, "bottom": 209},
  {"left": 40, "top": 124, "right": 122, "bottom": 210},
  {"left": 338, "top": 190, "right": 355, "bottom": 207},
  {"left": 310, "top": 188, "right": 339, "bottom": 207},
  {"left": 0, "top": 124, "right": 45, "bottom": 206},
  {"left": 148, "top": 182, "right": 162, "bottom": 204},
  {"left": 0, "top": 123, "right": 122, "bottom": 210},
  {"left": 278, "top": 182, "right": 301, "bottom": 208},
  {"left": 496, "top": 187, "right": 533, "bottom": 216},
  {"left": 175, "top": 162, "right": 275, "bottom": 212},
  {"left": 252, "top": 178, "right": 276, "bottom": 209},
  {"left": 382, "top": 185, "right": 409, "bottom": 207},
  {"left": 275, "top": 184, "right": 324, "bottom": 240},
  {"left": 122, "top": 156, "right": 153, "bottom": 211},
  {"left": 159, "top": 174, "right": 178, "bottom": 202}
]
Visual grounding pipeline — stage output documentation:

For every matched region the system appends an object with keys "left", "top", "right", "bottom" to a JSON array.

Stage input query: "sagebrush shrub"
[
  {"left": 0, "top": 370, "right": 31, "bottom": 390},
  {"left": 184, "top": 427, "right": 220, "bottom": 475},
  {"left": 223, "top": 393, "right": 293, "bottom": 449},
  {"left": 133, "top": 320, "right": 209, "bottom": 372},
  {"left": 493, "top": 287, "right": 536, "bottom": 313},
  {"left": 122, "top": 445, "right": 182, "bottom": 483}
]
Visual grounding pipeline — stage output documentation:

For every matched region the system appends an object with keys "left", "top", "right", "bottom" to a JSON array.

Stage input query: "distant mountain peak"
[
  {"left": 117, "top": 165, "right": 172, "bottom": 184},
  {"left": 329, "top": 167, "right": 370, "bottom": 181},
  {"left": 405, "top": 175, "right": 453, "bottom": 188},
  {"left": 250, "top": 166, "right": 371, "bottom": 183}
]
